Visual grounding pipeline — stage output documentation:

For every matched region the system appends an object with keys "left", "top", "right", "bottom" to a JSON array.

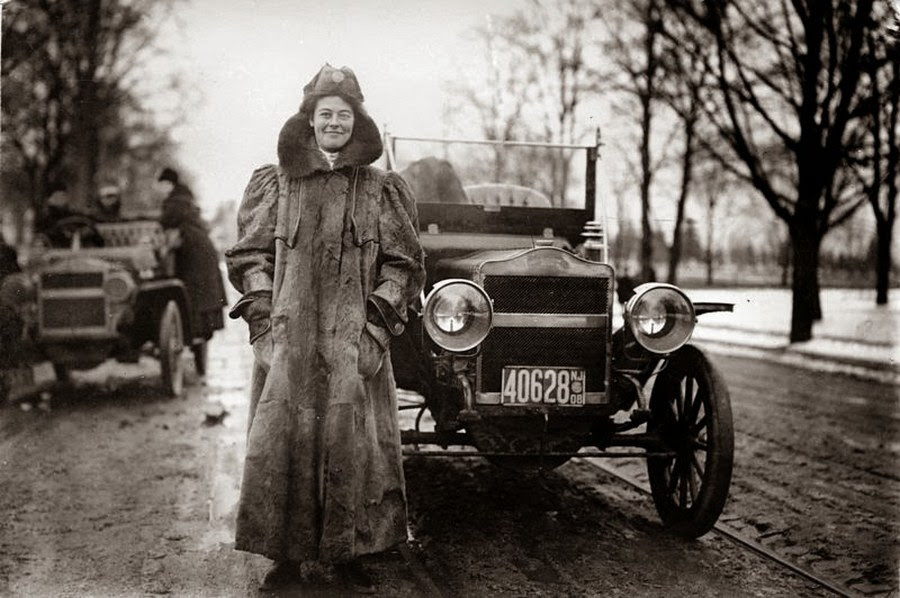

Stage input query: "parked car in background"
[
  {"left": 0, "top": 215, "right": 210, "bottom": 398},
  {"left": 387, "top": 132, "right": 735, "bottom": 537}
]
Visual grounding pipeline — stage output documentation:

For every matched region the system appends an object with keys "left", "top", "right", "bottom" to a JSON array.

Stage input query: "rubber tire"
[
  {"left": 52, "top": 363, "right": 69, "bottom": 382},
  {"left": 158, "top": 301, "right": 185, "bottom": 398},
  {"left": 646, "top": 345, "right": 734, "bottom": 538},
  {"left": 191, "top": 341, "right": 208, "bottom": 377}
]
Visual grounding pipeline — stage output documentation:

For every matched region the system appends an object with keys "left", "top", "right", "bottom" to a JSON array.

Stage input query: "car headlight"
[
  {"left": 103, "top": 271, "right": 135, "bottom": 302},
  {"left": 0, "top": 273, "right": 35, "bottom": 307},
  {"left": 624, "top": 283, "right": 695, "bottom": 354},
  {"left": 423, "top": 279, "right": 493, "bottom": 352}
]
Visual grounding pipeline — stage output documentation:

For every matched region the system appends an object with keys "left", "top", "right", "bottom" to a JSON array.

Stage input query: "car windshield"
[{"left": 387, "top": 138, "right": 589, "bottom": 210}]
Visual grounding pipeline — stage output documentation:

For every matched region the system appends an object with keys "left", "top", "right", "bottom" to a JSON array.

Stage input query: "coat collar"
[{"left": 276, "top": 105, "right": 383, "bottom": 178}]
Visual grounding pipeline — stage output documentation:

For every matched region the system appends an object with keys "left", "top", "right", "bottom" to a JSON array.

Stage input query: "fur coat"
[{"left": 225, "top": 105, "right": 425, "bottom": 563}]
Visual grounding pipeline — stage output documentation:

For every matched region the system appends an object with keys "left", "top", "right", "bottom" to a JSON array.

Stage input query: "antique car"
[
  {"left": 386, "top": 133, "right": 735, "bottom": 538},
  {"left": 0, "top": 215, "right": 207, "bottom": 398}
]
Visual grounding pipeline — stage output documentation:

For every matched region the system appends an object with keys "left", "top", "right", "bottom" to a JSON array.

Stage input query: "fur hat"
[
  {"left": 277, "top": 64, "right": 383, "bottom": 179},
  {"left": 302, "top": 64, "right": 365, "bottom": 103}
]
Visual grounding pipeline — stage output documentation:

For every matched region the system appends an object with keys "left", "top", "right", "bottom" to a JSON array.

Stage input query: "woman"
[{"left": 225, "top": 64, "right": 425, "bottom": 593}]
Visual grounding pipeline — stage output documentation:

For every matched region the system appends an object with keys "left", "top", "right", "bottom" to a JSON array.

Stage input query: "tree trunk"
[
  {"left": 639, "top": 87, "right": 654, "bottom": 281},
  {"left": 875, "top": 220, "right": 892, "bottom": 305},
  {"left": 705, "top": 194, "right": 716, "bottom": 286},
  {"left": 668, "top": 216, "right": 683, "bottom": 284},
  {"left": 789, "top": 225, "right": 821, "bottom": 343},
  {"left": 668, "top": 120, "right": 695, "bottom": 285},
  {"left": 70, "top": 0, "right": 103, "bottom": 210},
  {"left": 639, "top": 4, "right": 659, "bottom": 283},
  {"left": 780, "top": 237, "right": 790, "bottom": 287},
  {"left": 812, "top": 268, "right": 822, "bottom": 321}
]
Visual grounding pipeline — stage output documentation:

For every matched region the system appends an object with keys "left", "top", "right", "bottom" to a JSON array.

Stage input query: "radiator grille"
[
  {"left": 41, "top": 272, "right": 104, "bottom": 289},
  {"left": 480, "top": 327, "right": 606, "bottom": 392},
  {"left": 483, "top": 275, "right": 609, "bottom": 314},
  {"left": 42, "top": 297, "right": 106, "bottom": 329}
]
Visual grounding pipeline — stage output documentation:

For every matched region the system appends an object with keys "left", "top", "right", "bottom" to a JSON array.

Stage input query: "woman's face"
[{"left": 309, "top": 95, "right": 354, "bottom": 151}]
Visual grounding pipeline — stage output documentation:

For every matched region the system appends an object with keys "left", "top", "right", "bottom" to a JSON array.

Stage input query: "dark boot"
[
  {"left": 259, "top": 560, "right": 300, "bottom": 591},
  {"left": 334, "top": 560, "right": 376, "bottom": 594}
]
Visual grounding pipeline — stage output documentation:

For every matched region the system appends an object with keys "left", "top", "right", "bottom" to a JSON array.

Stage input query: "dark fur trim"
[{"left": 277, "top": 102, "right": 382, "bottom": 179}]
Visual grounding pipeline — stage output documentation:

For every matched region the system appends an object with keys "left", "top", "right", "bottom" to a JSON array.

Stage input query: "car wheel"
[
  {"left": 646, "top": 344, "right": 734, "bottom": 538},
  {"left": 191, "top": 341, "right": 208, "bottom": 377},
  {"left": 158, "top": 300, "right": 185, "bottom": 397}
]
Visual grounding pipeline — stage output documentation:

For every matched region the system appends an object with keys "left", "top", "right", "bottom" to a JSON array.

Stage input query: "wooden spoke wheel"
[{"left": 647, "top": 345, "right": 734, "bottom": 538}]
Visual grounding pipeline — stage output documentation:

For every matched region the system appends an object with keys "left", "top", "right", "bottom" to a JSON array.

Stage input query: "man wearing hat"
[
  {"left": 225, "top": 64, "right": 425, "bottom": 592},
  {"left": 157, "top": 167, "right": 227, "bottom": 343},
  {"left": 94, "top": 183, "right": 123, "bottom": 222}
]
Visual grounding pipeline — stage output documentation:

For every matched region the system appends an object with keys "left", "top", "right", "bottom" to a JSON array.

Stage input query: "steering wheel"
[{"left": 44, "top": 215, "right": 105, "bottom": 248}]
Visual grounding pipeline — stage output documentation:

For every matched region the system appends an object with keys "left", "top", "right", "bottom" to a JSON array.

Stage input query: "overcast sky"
[{"left": 153, "top": 0, "right": 528, "bottom": 214}]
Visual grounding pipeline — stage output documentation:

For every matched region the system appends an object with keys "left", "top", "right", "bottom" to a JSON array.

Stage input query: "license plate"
[{"left": 501, "top": 366, "right": 585, "bottom": 406}]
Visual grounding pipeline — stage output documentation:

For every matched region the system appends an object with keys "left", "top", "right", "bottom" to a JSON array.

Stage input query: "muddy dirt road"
[{"left": 0, "top": 320, "right": 897, "bottom": 597}]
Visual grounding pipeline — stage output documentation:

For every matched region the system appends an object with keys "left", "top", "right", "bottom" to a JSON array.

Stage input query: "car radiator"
[
  {"left": 478, "top": 274, "right": 610, "bottom": 399},
  {"left": 39, "top": 271, "right": 108, "bottom": 334}
]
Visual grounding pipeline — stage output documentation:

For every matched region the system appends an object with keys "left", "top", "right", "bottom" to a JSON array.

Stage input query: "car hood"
[
  {"left": 28, "top": 246, "right": 157, "bottom": 273},
  {"left": 431, "top": 243, "right": 609, "bottom": 288},
  {"left": 423, "top": 232, "right": 570, "bottom": 286}
]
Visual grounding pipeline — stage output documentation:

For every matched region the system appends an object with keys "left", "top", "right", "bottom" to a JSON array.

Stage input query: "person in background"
[
  {"left": 157, "top": 167, "right": 227, "bottom": 342},
  {"left": 94, "top": 183, "right": 123, "bottom": 222},
  {"left": 38, "top": 182, "right": 79, "bottom": 246},
  {"left": 0, "top": 219, "right": 19, "bottom": 282},
  {"left": 0, "top": 221, "right": 23, "bottom": 376},
  {"left": 41, "top": 182, "right": 75, "bottom": 225},
  {"left": 225, "top": 64, "right": 425, "bottom": 593}
]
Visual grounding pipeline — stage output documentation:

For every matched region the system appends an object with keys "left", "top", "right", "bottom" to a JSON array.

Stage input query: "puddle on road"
[{"left": 197, "top": 326, "right": 250, "bottom": 552}]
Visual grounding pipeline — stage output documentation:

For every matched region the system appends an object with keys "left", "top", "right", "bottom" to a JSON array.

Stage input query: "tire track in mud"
[
  {"left": 583, "top": 459, "right": 856, "bottom": 597},
  {"left": 405, "top": 454, "right": 828, "bottom": 597},
  {"left": 723, "top": 361, "right": 900, "bottom": 596},
  {"left": 592, "top": 354, "right": 899, "bottom": 597}
]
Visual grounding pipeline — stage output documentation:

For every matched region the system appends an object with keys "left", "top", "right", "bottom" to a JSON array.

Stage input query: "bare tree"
[
  {"left": 446, "top": 0, "right": 604, "bottom": 205},
  {"left": 856, "top": 10, "right": 899, "bottom": 305},
  {"left": 600, "top": 0, "right": 668, "bottom": 282},
  {"left": 695, "top": 162, "right": 736, "bottom": 286},
  {"left": 2, "top": 0, "right": 180, "bottom": 219},
  {"left": 442, "top": 16, "right": 531, "bottom": 181},
  {"left": 654, "top": 6, "right": 714, "bottom": 285},
  {"left": 667, "top": 0, "right": 879, "bottom": 341}
]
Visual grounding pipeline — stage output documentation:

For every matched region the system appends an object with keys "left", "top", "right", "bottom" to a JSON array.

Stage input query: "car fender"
[{"left": 134, "top": 280, "right": 192, "bottom": 344}]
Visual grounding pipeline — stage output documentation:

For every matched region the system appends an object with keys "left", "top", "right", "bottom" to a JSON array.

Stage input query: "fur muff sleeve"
[
  {"left": 225, "top": 165, "right": 279, "bottom": 320},
  {"left": 368, "top": 171, "right": 426, "bottom": 335}
]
